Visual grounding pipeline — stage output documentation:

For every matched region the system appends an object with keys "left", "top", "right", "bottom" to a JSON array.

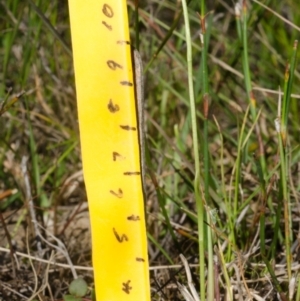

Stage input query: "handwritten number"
[
  {"left": 102, "top": 21, "right": 112, "bottom": 30},
  {"left": 122, "top": 280, "right": 132, "bottom": 294},
  {"left": 102, "top": 4, "right": 114, "bottom": 18},
  {"left": 112, "top": 152, "right": 122, "bottom": 161},
  {"left": 113, "top": 228, "right": 128, "bottom": 242},
  {"left": 108, "top": 99, "right": 119, "bottom": 113},
  {"left": 107, "top": 60, "right": 123, "bottom": 70},
  {"left": 110, "top": 189, "right": 123, "bottom": 198}
]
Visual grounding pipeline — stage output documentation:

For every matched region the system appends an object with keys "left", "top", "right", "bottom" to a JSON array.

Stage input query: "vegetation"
[{"left": 0, "top": 0, "right": 299, "bottom": 300}]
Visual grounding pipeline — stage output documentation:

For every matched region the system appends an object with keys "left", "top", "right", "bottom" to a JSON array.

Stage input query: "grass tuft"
[{"left": 0, "top": 0, "right": 299, "bottom": 300}]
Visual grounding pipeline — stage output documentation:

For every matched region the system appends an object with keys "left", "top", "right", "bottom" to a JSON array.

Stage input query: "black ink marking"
[
  {"left": 124, "top": 172, "right": 140, "bottom": 176},
  {"left": 113, "top": 228, "right": 128, "bottom": 242},
  {"left": 102, "top": 4, "right": 114, "bottom": 18},
  {"left": 102, "top": 21, "right": 112, "bottom": 30},
  {"left": 108, "top": 99, "right": 119, "bottom": 113},
  {"left": 117, "top": 40, "right": 130, "bottom": 45},
  {"left": 110, "top": 189, "right": 123, "bottom": 198},
  {"left": 113, "top": 152, "right": 122, "bottom": 161},
  {"left": 122, "top": 280, "right": 132, "bottom": 294},
  {"left": 120, "top": 81, "right": 133, "bottom": 87},
  {"left": 127, "top": 215, "right": 140, "bottom": 221},
  {"left": 136, "top": 257, "right": 145, "bottom": 262},
  {"left": 120, "top": 125, "right": 136, "bottom": 131},
  {"left": 107, "top": 60, "right": 123, "bottom": 70}
]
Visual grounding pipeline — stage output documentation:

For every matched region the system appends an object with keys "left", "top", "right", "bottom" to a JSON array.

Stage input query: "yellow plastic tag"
[{"left": 68, "top": 1, "right": 150, "bottom": 300}]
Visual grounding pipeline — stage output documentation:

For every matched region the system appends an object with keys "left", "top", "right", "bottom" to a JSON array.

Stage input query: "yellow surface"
[{"left": 68, "top": 1, "right": 150, "bottom": 300}]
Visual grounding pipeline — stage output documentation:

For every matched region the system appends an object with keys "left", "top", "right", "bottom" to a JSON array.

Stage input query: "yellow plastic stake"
[{"left": 68, "top": 1, "right": 150, "bottom": 300}]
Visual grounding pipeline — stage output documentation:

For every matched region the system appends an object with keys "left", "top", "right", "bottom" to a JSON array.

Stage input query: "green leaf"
[
  {"left": 63, "top": 295, "right": 82, "bottom": 301},
  {"left": 69, "top": 278, "right": 88, "bottom": 297}
]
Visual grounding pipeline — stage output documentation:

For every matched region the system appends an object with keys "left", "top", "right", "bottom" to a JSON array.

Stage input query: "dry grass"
[{"left": 1, "top": 0, "right": 300, "bottom": 300}]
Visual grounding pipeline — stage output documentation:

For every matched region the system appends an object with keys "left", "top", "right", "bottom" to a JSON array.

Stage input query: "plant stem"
[{"left": 181, "top": 1, "right": 205, "bottom": 300}]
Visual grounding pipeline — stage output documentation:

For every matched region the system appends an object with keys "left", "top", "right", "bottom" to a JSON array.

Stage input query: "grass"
[{"left": 0, "top": 0, "right": 300, "bottom": 300}]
